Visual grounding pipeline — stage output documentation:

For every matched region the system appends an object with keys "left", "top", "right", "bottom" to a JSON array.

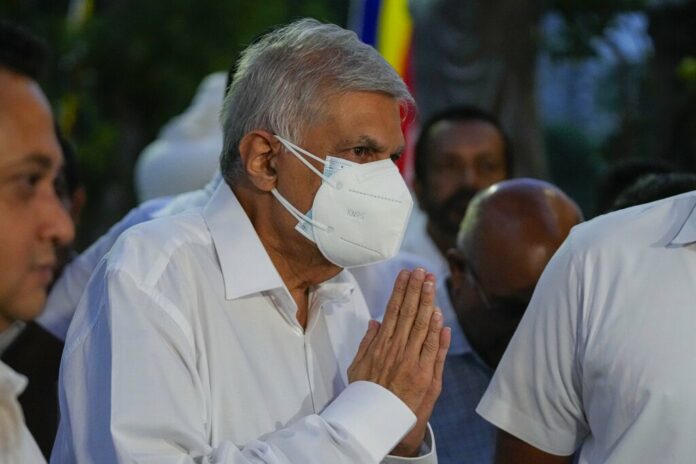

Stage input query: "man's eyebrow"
[
  {"left": 354, "top": 135, "right": 384, "bottom": 151},
  {"left": 354, "top": 135, "right": 405, "bottom": 156},
  {"left": 12, "top": 153, "right": 60, "bottom": 172}
]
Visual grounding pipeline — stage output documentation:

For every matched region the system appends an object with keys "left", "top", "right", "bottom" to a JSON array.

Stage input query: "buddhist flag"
[{"left": 348, "top": 0, "right": 417, "bottom": 184}]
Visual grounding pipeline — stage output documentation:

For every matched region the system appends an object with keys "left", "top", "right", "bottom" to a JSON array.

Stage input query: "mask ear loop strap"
[
  {"left": 271, "top": 188, "right": 329, "bottom": 232},
  {"left": 274, "top": 135, "right": 338, "bottom": 189}
]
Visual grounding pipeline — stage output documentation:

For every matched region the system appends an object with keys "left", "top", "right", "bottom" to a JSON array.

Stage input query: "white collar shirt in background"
[
  {"left": 52, "top": 182, "right": 436, "bottom": 464},
  {"left": 0, "top": 360, "right": 45, "bottom": 464},
  {"left": 477, "top": 192, "right": 696, "bottom": 463},
  {"left": 351, "top": 207, "right": 451, "bottom": 321},
  {"left": 37, "top": 173, "right": 222, "bottom": 341}
]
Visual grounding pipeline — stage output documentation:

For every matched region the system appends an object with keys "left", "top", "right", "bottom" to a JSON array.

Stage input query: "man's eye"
[
  {"left": 14, "top": 173, "right": 42, "bottom": 199},
  {"left": 21, "top": 172, "right": 43, "bottom": 188},
  {"left": 478, "top": 159, "right": 503, "bottom": 173},
  {"left": 352, "top": 146, "right": 370, "bottom": 157}
]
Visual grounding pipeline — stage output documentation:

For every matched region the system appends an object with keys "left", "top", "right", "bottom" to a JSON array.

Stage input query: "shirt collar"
[
  {"left": 202, "top": 182, "right": 357, "bottom": 306},
  {"left": 668, "top": 195, "right": 696, "bottom": 247},
  {"left": 0, "top": 360, "right": 27, "bottom": 399},
  {"left": 312, "top": 271, "right": 356, "bottom": 303},
  {"left": 203, "top": 182, "right": 285, "bottom": 300}
]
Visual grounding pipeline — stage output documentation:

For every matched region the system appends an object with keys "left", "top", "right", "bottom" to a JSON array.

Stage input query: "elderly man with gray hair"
[{"left": 52, "top": 19, "right": 449, "bottom": 464}]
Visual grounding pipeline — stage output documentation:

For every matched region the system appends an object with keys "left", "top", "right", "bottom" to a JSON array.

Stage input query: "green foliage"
[
  {"left": 1, "top": 0, "right": 348, "bottom": 247},
  {"left": 677, "top": 56, "right": 696, "bottom": 92}
]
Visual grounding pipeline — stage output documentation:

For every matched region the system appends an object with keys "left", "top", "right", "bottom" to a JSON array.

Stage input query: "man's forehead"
[
  {"left": 0, "top": 70, "right": 60, "bottom": 168},
  {"left": 304, "top": 92, "right": 405, "bottom": 148},
  {"left": 429, "top": 118, "right": 503, "bottom": 148}
]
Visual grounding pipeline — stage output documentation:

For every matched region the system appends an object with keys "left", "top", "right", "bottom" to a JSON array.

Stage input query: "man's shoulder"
[
  {"left": 107, "top": 209, "right": 211, "bottom": 279},
  {"left": 569, "top": 191, "right": 696, "bottom": 254}
]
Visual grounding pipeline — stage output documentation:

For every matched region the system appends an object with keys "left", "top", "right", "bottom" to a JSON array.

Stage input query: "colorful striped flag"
[{"left": 348, "top": 0, "right": 417, "bottom": 184}]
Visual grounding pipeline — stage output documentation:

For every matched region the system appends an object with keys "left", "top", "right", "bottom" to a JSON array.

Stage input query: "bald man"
[{"left": 430, "top": 178, "right": 582, "bottom": 464}]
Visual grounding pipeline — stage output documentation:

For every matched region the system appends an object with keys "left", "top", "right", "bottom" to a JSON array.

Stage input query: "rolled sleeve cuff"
[
  {"left": 383, "top": 422, "right": 437, "bottom": 463},
  {"left": 321, "top": 381, "right": 416, "bottom": 463},
  {"left": 476, "top": 391, "right": 578, "bottom": 456}
]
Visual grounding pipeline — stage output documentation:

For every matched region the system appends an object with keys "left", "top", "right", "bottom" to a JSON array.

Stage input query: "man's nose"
[
  {"left": 461, "top": 168, "right": 481, "bottom": 189},
  {"left": 39, "top": 191, "right": 76, "bottom": 247}
]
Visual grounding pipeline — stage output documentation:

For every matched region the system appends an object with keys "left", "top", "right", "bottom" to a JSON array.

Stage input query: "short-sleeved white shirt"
[{"left": 477, "top": 191, "right": 696, "bottom": 463}]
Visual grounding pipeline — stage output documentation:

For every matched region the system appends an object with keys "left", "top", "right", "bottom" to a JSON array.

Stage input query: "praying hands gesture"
[{"left": 348, "top": 268, "right": 451, "bottom": 457}]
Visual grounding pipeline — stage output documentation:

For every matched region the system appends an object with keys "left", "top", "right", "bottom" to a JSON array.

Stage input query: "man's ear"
[{"left": 238, "top": 130, "right": 280, "bottom": 192}]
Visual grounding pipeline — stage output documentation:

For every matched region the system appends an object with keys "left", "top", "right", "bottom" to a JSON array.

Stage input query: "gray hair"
[{"left": 220, "top": 18, "right": 414, "bottom": 182}]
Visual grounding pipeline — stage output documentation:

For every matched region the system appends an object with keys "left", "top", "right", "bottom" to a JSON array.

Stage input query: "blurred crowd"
[{"left": 1, "top": 9, "right": 696, "bottom": 464}]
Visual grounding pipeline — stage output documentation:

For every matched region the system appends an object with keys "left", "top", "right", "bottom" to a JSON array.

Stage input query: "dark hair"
[
  {"left": 55, "top": 125, "right": 82, "bottom": 196},
  {"left": 594, "top": 158, "right": 679, "bottom": 215},
  {"left": 414, "top": 105, "right": 513, "bottom": 185},
  {"left": 610, "top": 172, "right": 696, "bottom": 212},
  {"left": 0, "top": 20, "right": 48, "bottom": 80}
]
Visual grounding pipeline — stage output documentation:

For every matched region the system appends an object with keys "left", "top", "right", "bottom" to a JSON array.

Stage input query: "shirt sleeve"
[
  {"left": 382, "top": 423, "right": 437, "bottom": 464},
  {"left": 475, "top": 234, "right": 589, "bottom": 456},
  {"left": 52, "top": 263, "right": 425, "bottom": 464},
  {"left": 37, "top": 200, "right": 167, "bottom": 341}
]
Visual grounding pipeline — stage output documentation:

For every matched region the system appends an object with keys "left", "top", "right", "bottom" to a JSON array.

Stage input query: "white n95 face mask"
[{"left": 271, "top": 135, "right": 413, "bottom": 269}]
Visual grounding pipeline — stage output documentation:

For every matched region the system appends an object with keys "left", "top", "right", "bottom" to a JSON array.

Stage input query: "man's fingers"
[
  {"left": 354, "top": 320, "right": 380, "bottom": 362},
  {"left": 419, "top": 308, "right": 444, "bottom": 366},
  {"left": 404, "top": 275, "right": 436, "bottom": 357},
  {"left": 433, "top": 326, "right": 451, "bottom": 382},
  {"left": 391, "top": 268, "right": 428, "bottom": 346},
  {"left": 380, "top": 270, "right": 411, "bottom": 339}
]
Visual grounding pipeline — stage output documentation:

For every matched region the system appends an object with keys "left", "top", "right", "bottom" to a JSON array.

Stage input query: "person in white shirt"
[
  {"left": 0, "top": 20, "right": 75, "bottom": 464},
  {"left": 477, "top": 190, "right": 696, "bottom": 463},
  {"left": 37, "top": 172, "right": 222, "bottom": 342},
  {"left": 53, "top": 18, "right": 450, "bottom": 464}
]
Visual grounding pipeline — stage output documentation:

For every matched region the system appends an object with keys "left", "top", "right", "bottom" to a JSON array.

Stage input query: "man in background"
[
  {"left": 434, "top": 179, "right": 581, "bottom": 463},
  {"left": 0, "top": 20, "right": 75, "bottom": 462}
]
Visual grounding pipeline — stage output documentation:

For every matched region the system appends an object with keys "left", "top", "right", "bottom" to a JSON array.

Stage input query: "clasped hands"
[{"left": 348, "top": 268, "right": 451, "bottom": 457}]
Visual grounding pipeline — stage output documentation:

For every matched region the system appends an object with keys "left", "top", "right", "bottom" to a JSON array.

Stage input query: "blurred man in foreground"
[
  {"left": 478, "top": 189, "right": 696, "bottom": 461},
  {"left": 431, "top": 179, "right": 581, "bottom": 464},
  {"left": 53, "top": 19, "right": 449, "bottom": 464},
  {"left": 0, "top": 20, "right": 75, "bottom": 463}
]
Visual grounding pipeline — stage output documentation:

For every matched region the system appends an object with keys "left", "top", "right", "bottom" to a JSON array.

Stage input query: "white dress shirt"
[
  {"left": 0, "top": 360, "right": 45, "bottom": 463},
  {"left": 477, "top": 192, "right": 696, "bottom": 462},
  {"left": 37, "top": 173, "right": 221, "bottom": 341},
  {"left": 52, "top": 182, "right": 436, "bottom": 464}
]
